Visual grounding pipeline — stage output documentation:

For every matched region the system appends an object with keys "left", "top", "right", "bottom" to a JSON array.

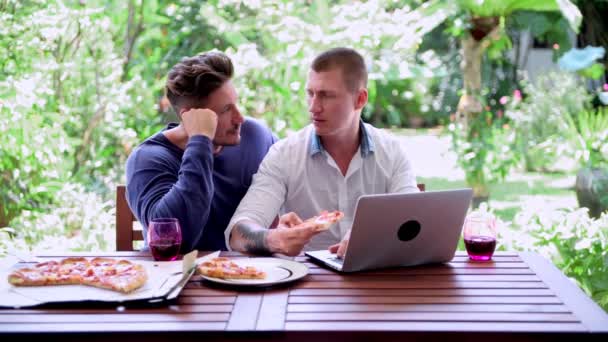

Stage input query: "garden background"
[{"left": 1, "top": 0, "right": 607, "bottom": 310}]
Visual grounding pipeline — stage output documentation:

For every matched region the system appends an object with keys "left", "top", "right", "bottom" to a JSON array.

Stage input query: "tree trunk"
[
  {"left": 456, "top": 17, "right": 501, "bottom": 125},
  {"left": 456, "top": 35, "right": 484, "bottom": 125},
  {"left": 456, "top": 18, "right": 500, "bottom": 198},
  {"left": 458, "top": 35, "right": 486, "bottom": 198},
  {"left": 0, "top": 202, "right": 9, "bottom": 228}
]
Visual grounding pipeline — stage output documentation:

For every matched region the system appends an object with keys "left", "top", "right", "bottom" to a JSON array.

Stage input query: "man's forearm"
[
  {"left": 127, "top": 135, "right": 215, "bottom": 252},
  {"left": 230, "top": 220, "right": 274, "bottom": 255}
]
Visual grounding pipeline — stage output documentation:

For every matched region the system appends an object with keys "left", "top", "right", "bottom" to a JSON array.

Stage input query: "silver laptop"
[{"left": 305, "top": 189, "right": 473, "bottom": 272}]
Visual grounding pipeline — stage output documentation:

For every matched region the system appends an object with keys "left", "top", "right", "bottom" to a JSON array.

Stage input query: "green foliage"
[
  {"left": 1, "top": 0, "right": 455, "bottom": 251},
  {"left": 567, "top": 107, "right": 608, "bottom": 169},
  {"left": 448, "top": 111, "right": 519, "bottom": 196},
  {"left": 7, "top": 183, "right": 116, "bottom": 253},
  {"left": 0, "top": 1, "right": 161, "bottom": 226},
  {"left": 501, "top": 207, "right": 608, "bottom": 311},
  {"left": 460, "top": 0, "right": 556, "bottom": 16},
  {"left": 213, "top": 0, "right": 447, "bottom": 134},
  {"left": 0, "top": 102, "right": 70, "bottom": 227},
  {"left": 578, "top": 63, "right": 606, "bottom": 80},
  {"left": 506, "top": 71, "right": 591, "bottom": 172},
  {"left": 0, "top": 0, "right": 73, "bottom": 225},
  {"left": 509, "top": 11, "right": 572, "bottom": 56},
  {"left": 0, "top": 227, "right": 18, "bottom": 257},
  {"left": 457, "top": 0, "right": 581, "bottom": 31},
  {"left": 418, "top": 0, "right": 580, "bottom": 60}
]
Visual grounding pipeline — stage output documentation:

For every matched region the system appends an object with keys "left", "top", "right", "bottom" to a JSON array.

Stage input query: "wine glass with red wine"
[
  {"left": 463, "top": 211, "right": 497, "bottom": 261},
  {"left": 148, "top": 218, "right": 182, "bottom": 261}
]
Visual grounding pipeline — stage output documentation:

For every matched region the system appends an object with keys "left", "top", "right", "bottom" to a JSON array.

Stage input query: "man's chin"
[
  {"left": 213, "top": 136, "right": 241, "bottom": 146},
  {"left": 313, "top": 126, "right": 331, "bottom": 137}
]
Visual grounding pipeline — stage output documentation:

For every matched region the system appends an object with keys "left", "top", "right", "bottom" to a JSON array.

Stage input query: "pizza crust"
[
  {"left": 7, "top": 257, "right": 148, "bottom": 293},
  {"left": 306, "top": 210, "right": 345, "bottom": 232}
]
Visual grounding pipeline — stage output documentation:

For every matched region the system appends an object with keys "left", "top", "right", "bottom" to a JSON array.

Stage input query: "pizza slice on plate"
[{"left": 197, "top": 257, "right": 266, "bottom": 280}]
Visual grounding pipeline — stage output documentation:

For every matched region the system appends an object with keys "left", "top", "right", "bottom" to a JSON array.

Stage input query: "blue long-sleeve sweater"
[{"left": 125, "top": 118, "right": 276, "bottom": 252}]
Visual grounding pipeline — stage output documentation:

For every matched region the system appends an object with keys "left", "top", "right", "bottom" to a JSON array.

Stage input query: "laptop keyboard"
[{"left": 329, "top": 257, "right": 344, "bottom": 265}]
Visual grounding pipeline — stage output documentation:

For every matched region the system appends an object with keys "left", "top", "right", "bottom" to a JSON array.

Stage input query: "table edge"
[{"left": 519, "top": 252, "right": 608, "bottom": 332}]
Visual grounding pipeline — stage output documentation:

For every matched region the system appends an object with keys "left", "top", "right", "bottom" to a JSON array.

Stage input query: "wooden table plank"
[
  {"left": 0, "top": 321, "right": 226, "bottom": 333},
  {"left": 0, "top": 313, "right": 230, "bottom": 323},
  {"left": 295, "top": 280, "right": 548, "bottom": 289},
  {"left": 294, "top": 252, "right": 522, "bottom": 263},
  {"left": 520, "top": 252, "right": 608, "bottom": 333},
  {"left": 288, "top": 296, "right": 563, "bottom": 304},
  {"left": 180, "top": 288, "right": 238, "bottom": 296},
  {"left": 305, "top": 262, "right": 532, "bottom": 269},
  {"left": 307, "top": 267, "right": 536, "bottom": 275},
  {"left": 287, "top": 303, "right": 571, "bottom": 313},
  {"left": 284, "top": 321, "right": 587, "bottom": 332},
  {"left": 0, "top": 304, "right": 233, "bottom": 314},
  {"left": 289, "top": 288, "right": 556, "bottom": 296},
  {"left": 432, "top": 263, "right": 531, "bottom": 269},
  {"left": 256, "top": 289, "right": 289, "bottom": 330},
  {"left": 226, "top": 293, "right": 263, "bottom": 330},
  {"left": 304, "top": 274, "right": 541, "bottom": 282},
  {"left": 286, "top": 312, "right": 579, "bottom": 322},
  {"left": 177, "top": 296, "right": 236, "bottom": 304}
]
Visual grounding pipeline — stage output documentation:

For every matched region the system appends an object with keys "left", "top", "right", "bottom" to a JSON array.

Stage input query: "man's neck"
[
  {"left": 320, "top": 121, "right": 361, "bottom": 176},
  {"left": 163, "top": 124, "right": 222, "bottom": 154}
]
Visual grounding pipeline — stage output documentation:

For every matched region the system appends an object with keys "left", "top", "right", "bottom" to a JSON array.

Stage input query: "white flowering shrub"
[
  {"left": 501, "top": 204, "right": 608, "bottom": 311},
  {"left": 505, "top": 71, "right": 591, "bottom": 172},
  {"left": 1, "top": 1, "right": 155, "bottom": 231},
  {"left": 6, "top": 183, "right": 115, "bottom": 253}
]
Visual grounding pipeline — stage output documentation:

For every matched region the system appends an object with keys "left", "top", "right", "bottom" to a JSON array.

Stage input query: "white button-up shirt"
[{"left": 225, "top": 121, "right": 419, "bottom": 251}]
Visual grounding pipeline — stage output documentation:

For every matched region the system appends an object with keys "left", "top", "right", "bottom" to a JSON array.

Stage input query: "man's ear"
[
  {"left": 355, "top": 88, "right": 368, "bottom": 110},
  {"left": 177, "top": 107, "right": 190, "bottom": 120}
]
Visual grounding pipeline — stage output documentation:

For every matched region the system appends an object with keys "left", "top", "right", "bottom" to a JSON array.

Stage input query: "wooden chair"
[
  {"left": 116, "top": 185, "right": 143, "bottom": 251},
  {"left": 115, "top": 183, "right": 426, "bottom": 251}
]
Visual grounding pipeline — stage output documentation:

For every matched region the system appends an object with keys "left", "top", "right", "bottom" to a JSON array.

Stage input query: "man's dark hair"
[
  {"left": 166, "top": 51, "right": 234, "bottom": 114},
  {"left": 311, "top": 47, "right": 367, "bottom": 93}
]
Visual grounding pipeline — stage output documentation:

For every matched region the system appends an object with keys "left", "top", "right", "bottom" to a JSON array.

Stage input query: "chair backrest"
[
  {"left": 116, "top": 185, "right": 143, "bottom": 251},
  {"left": 115, "top": 183, "right": 426, "bottom": 251}
]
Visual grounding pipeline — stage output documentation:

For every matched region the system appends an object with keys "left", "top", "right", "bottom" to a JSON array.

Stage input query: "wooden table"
[{"left": 1, "top": 251, "right": 607, "bottom": 341}]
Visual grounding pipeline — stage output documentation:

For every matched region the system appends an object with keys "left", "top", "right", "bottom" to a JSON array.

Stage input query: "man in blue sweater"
[{"left": 126, "top": 51, "right": 276, "bottom": 252}]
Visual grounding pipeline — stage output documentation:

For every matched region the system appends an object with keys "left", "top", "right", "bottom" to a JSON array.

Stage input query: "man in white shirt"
[{"left": 225, "top": 47, "right": 419, "bottom": 257}]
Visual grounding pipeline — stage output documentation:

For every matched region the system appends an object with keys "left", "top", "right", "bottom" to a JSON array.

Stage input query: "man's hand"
[
  {"left": 266, "top": 222, "right": 319, "bottom": 256},
  {"left": 231, "top": 214, "right": 320, "bottom": 257},
  {"left": 181, "top": 108, "right": 218, "bottom": 139},
  {"left": 329, "top": 229, "right": 351, "bottom": 258},
  {"left": 277, "top": 212, "right": 304, "bottom": 228}
]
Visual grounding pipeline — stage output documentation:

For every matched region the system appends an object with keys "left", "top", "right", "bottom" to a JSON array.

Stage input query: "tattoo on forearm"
[{"left": 234, "top": 222, "right": 272, "bottom": 255}]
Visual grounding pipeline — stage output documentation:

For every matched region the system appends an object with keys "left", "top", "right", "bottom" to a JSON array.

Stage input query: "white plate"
[{"left": 199, "top": 257, "right": 309, "bottom": 287}]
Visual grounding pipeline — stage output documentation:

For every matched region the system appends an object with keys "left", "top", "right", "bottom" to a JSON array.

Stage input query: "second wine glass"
[{"left": 148, "top": 218, "right": 182, "bottom": 261}]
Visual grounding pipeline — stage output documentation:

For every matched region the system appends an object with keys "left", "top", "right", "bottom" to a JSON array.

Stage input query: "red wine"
[
  {"left": 150, "top": 240, "right": 181, "bottom": 261},
  {"left": 464, "top": 235, "right": 496, "bottom": 261}
]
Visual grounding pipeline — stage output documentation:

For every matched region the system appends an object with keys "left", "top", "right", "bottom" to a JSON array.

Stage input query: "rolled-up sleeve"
[{"left": 224, "top": 143, "right": 288, "bottom": 250}]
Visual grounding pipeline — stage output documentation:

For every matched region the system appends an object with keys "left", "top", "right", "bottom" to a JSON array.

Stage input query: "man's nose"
[
  {"left": 308, "top": 95, "right": 321, "bottom": 113},
  {"left": 233, "top": 106, "right": 245, "bottom": 124}
]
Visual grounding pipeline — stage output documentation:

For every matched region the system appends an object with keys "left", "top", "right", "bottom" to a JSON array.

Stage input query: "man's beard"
[{"left": 213, "top": 125, "right": 241, "bottom": 146}]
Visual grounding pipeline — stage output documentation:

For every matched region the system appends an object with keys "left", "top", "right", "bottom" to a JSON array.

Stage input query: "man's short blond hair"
[{"left": 311, "top": 47, "right": 367, "bottom": 93}]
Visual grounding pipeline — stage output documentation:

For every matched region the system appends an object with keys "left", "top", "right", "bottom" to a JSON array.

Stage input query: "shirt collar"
[{"left": 309, "top": 119, "right": 375, "bottom": 157}]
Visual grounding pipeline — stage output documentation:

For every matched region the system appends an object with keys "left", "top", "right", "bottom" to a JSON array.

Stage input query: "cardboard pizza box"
[{"left": 0, "top": 250, "right": 219, "bottom": 308}]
